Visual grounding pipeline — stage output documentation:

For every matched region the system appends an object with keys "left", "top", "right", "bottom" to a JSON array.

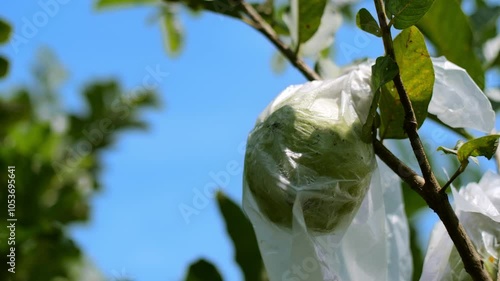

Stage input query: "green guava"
[{"left": 244, "top": 104, "right": 375, "bottom": 232}]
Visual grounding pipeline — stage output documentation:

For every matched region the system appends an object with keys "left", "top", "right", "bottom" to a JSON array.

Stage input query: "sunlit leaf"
[
  {"left": 216, "top": 191, "right": 264, "bottom": 281},
  {"left": 95, "top": 0, "right": 157, "bottom": 9},
  {"left": 379, "top": 26, "right": 434, "bottom": 139},
  {"left": 299, "top": 3, "right": 341, "bottom": 57},
  {"left": 356, "top": 8, "right": 381, "bottom": 37},
  {"left": 457, "top": 135, "right": 500, "bottom": 163},
  {"left": 385, "top": 0, "right": 434, "bottom": 29},
  {"left": 161, "top": 6, "right": 184, "bottom": 57},
  {"left": 164, "top": 0, "right": 243, "bottom": 18},
  {"left": 417, "top": 0, "right": 485, "bottom": 89},
  {"left": 296, "top": 0, "right": 327, "bottom": 43},
  {"left": 184, "top": 259, "right": 223, "bottom": 281}
]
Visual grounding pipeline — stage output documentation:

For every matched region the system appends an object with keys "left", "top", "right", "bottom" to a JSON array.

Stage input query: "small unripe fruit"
[{"left": 244, "top": 85, "right": 375, "bottom": 232}]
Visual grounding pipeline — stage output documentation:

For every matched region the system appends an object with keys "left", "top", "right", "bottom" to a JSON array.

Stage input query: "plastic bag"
[
  {"left": 243, "top": 62, "right": 411, "bottom": 281},
  {"left": 428, "top": 57, "right": 495, "bottom": 133},
  {"left": 420, "top": 171, "right": 500, "bottom": 281}
]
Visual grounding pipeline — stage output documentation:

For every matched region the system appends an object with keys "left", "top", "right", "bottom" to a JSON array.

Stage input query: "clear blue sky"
[{"left": 2, "top": 1, "right": 498, "bottom": 281}]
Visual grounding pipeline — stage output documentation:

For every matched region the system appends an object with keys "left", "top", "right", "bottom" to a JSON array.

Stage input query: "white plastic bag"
[
  {"left": 420, "top": 171, "right": 500, "bottom": 281},
  {"left": 428, "top": 57, "right": 495, "bottom": 133},
  {"left": 243, "top": 62, "right": 412, "bottom": 281}
]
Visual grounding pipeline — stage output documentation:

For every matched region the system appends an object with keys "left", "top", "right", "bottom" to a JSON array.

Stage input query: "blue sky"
[{"left": 1, "top": 1, "right": 499, "bottom": 281}]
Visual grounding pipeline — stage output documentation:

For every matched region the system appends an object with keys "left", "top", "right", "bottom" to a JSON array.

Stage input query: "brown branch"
[
  {"left": 238, "top": 1, "right": 321, "bottom": 81},
  {"left": 374, "top": 0, "right": 491, "bottom": 279}
]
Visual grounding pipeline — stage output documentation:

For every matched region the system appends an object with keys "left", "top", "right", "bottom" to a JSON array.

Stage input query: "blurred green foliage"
[
  {"left": 0, "top": 17, "right": 12, "bottom": 79},
  {"left": 0, "top": 51, "right": 158, "bottom": 281}
]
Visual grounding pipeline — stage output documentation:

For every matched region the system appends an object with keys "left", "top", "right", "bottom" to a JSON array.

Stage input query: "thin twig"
[
  {"left": 373, "top": 0, "right": 491, "bottom": 279},
  {"left": 238, "top": 1, "right": 321, "bottom": 81},
  {"left": 440, "top": 162, "right": 468, "bottom": 194}
]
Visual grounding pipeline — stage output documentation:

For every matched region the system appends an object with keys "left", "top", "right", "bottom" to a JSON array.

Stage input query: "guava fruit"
[{"left": 244, "top": 102, "right": 375, "bottom": 233}]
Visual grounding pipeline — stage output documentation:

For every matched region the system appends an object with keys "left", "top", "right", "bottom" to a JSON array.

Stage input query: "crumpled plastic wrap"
[
  {"left": 428, "top": 57, "right": 495, "bottom": 133},
  {"left": 420, "top": 171, "right": 500, "bottom": 281},
  {"left": 243, "top": 62, "right": 412, "bottom": 281}
]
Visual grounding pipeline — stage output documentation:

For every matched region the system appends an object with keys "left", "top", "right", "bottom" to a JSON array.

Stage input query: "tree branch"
[
  {"left": 373, "top": 0, "right": 491, "bottom": 279},
  {"left": 238, "top": 1, "right": 321, "bottom": 81}
]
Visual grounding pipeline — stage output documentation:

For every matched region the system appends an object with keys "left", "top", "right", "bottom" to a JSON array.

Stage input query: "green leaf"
[
  {"left": 363, "top": 56, "right": 398, "bottom": 142},
  {"left": 385, "top": 0, "right": 434, "bottom": 29},
  {"left": 356, "top": 8, "right": 381, "bottom": 37},
  {"left": 0, "top": 18, "right": 12, "bottom": 44},
  {"left": 379, "top": 26, "right": 434, "bottom": 139},
  {"left": 95, "top": 0, "right": 157, "bottom": 9},
  {"left": 361, "top": 89, "right": 381, "bottom": 142},
  {"left": 184, "top": 259, "right": 224, "bottom": 281},
  {"left": 216, "top": 191, "right": 264, "bottom": 281},
  {"left": 371, "top": 56, "right": 399, "bottom": 90},
  {"left": 163, "top": 0, "right": 243, "bottom": 19},
  {"left": 416, "top": 0, "right": 485, "bottom": 89},
  {"left": 161, "top": 6, "right": 184, "bottom": 57},
  {"left": 297, "top": 0, "right": 327, "bottom": 43},
  {"left": 457, "top": 135, "right": 500, "bottom": 163},
  {"left": 0, "top": 56, "right": 9, "bottom": 79}
]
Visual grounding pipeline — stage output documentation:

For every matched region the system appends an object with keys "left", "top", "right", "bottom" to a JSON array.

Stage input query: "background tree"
[{"left": 0, "top": 19, "right": 158, "bottom": 279}]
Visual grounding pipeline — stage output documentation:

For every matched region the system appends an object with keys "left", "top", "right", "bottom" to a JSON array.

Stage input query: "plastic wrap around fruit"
[{"left": 244, "top": 70, "right": 376, "bottom": 233}]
